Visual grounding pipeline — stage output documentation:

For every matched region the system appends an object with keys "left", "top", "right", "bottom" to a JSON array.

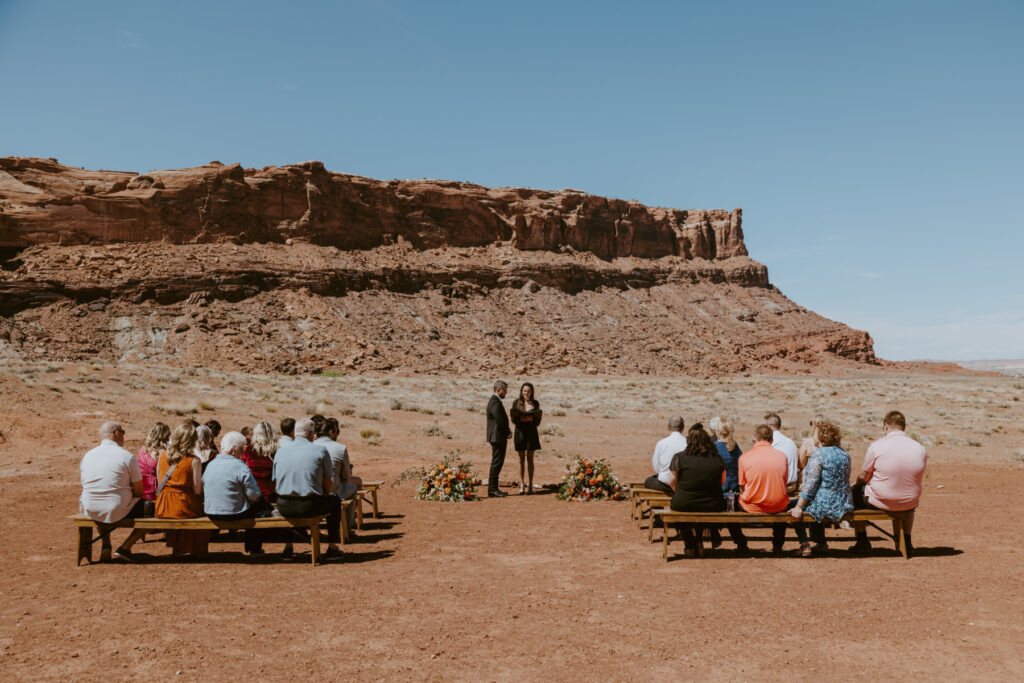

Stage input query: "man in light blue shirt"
[
  {"left": 203, "top": 431, "right": 270, "bottom": 555},
  {"left": 274, "top": 418, "right": 342, "bottom": 555}
]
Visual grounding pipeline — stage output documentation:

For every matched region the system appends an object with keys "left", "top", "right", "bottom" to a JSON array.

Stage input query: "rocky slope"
[{"left": 0, "top": 157, "right": 878, "bottom": 375}]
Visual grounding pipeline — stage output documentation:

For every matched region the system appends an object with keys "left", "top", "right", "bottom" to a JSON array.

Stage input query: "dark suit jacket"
[{"left": 486, "top": 394, "right": 510, "bottom": 443}]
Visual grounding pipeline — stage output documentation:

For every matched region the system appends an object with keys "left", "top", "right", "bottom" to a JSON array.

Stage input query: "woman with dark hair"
[
  {"left": 669, "top": 424, "right": 730, "bottom": 557},
  {"left": 509, "top": 382, "right": 542, "bottom": 495},
  {"left": 789, "top": 419, "right": 854, "bottom": 556}
]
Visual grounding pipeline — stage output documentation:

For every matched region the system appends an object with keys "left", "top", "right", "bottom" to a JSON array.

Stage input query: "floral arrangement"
[
  {"left": 414, "top": 453, "right": 478, "bottom": 502},
  {"left": 557, "top": 455, "right": 625, "bottom": 501}
]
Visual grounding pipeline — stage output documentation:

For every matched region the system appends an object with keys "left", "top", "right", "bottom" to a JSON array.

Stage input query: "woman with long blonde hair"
[
  {"left": 155, "top": 422, "right": 209, "bottom": 557},
  {"left": 137, "top": 422, "right": 170, "bottom": 515}
]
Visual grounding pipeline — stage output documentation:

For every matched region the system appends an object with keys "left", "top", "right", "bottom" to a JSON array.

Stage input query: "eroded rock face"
[
  {"left": 0, "top": 158, "right": 879, "bottom": 375},
  {"left": 0, "top": 157, "right": 745, "bottom": 260}
]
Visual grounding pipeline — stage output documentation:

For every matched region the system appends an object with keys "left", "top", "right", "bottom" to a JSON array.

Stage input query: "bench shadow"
[
  {"left": 324, "top": 549, "right": 395, "bottom": 564},
  {"left": 350, "top": 532, "right": 404, "bottom": 543},
  {"left": 358, "top": 521, "right": 401, "bottom": 531}
]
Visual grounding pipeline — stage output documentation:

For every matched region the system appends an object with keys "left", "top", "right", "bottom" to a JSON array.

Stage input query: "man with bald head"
[
  {"left": 644, "top": 415, "right": 687, "bottom": 493},
  {"left": 273, "top": 417, "right": 342, "bottom": 556},
  {"left": 79, "top": 421, "right": 149, "bottom": 562}
]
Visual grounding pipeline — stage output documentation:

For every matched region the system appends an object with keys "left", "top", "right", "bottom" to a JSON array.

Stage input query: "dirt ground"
[{"left": 1, "top": 362, "right": 1023, "bottom": 681}]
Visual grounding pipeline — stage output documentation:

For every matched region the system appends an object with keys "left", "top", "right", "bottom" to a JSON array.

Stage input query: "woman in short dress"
[
  {"left": 509, "top": 382, "right": 542, "bottom": 495},
  {"left": 156, "top": 422, "right": 210, "bottom": 557},
  {"left": 790, "top": 419, "right": 854, "bottom": 556}
]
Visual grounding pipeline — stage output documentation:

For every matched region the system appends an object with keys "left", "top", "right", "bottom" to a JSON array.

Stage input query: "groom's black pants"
[{"left": 488, "top": 440, "right": 507, "bottom": 493}]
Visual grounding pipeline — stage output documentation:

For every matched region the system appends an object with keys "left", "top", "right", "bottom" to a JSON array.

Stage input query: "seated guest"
[
  {"left": 243, "top": 420, "right": 292, "bottom": 556},
  {"left": 242, "top": 421, "right": 278, "bottom": 502},
  {"left": 194, "top": 425, "right": 216, "bottom": 469},
  {"left": 204, "top": 419, "right": 222, "bottom": 440},
  {"left": 712, "top": 418, "right": 742, "bottom": 498},
  {"left": 138, "top": 422, "right": 170, "bottom": 516},
  {"left": 798, "top": 414, "right": 827, "bottom": 472},
  {"left": 669, "top": 425, "right": 745, "bottom": 556},
  {"left": 764, "top": 413, "right": 799, "bottom": 495},
  {"left": 274, "top": 418, "right": 342, "bottom": 556},
  {"left": 851, "top": 410, "right": 927, "bottom": 555},
  {"left": 739, "top": 424, "right": 793, "bottom": 554},
  {"left": 278, "top": 417, "right": 296, "bottom": 448},
  {"left": 315, "top": 417, "right": 361, "bottom": 531},
  {"left": 156, "top": 423, "right": 210, "bottom": 557},
  {"left": 241, "top": 425, "right": 253, "bottom": 445},
  {"left": 203, "top": 431, "right": 270, "bottom": 555},
  {"left": 643, "top": 415, "right": 686, "bottom": 494},
  {"left": 79, "top": 421, "right": 149, "bottom": 562},
  {"left": 789, "top": 419, "right": 854, "bottom": 556}
]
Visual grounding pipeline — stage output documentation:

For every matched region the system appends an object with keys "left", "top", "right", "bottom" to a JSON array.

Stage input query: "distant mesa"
[{"left": 0, "top": 157, "right": 881, "bottom": 376}]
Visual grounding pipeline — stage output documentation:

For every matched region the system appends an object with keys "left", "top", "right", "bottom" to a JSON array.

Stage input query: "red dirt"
[{"left": 1, "top": 365, "right": 1022, "bottom": 680}]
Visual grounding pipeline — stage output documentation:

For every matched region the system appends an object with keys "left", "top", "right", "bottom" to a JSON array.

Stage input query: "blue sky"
[{"left": 1, "top": 1, "right": 1021, "bottom": 360}]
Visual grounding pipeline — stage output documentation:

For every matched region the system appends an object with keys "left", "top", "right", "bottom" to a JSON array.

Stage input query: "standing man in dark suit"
[{"left": 486, "top": 380, "right": 511, "bottom": 498}]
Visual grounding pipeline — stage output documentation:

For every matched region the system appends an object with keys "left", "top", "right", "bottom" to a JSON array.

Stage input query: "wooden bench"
[
  {"left": 358, "top": 481, "right": 384, "bottom": 519},
  {"left": 651, "top": 509, "right": 913, "bottom": 561},
  {"left": 634, "top": 492, "right": 672, "bottom": 528},
  {"left": 72, "top": 514, "right": 328, "bottom": 566},
  {"left": 628, "top": 486, "right": 660, "bottom": 520}
]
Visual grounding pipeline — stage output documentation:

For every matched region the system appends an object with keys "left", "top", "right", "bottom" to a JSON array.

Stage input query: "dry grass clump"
[
  {"left": 540, "top": 424, "right": 565, "bottom": 437},
  {"left": 153, "top": 402, "right": 199, "bottom": 416},
  {"left": 360, "top": 428, "right": 383, "bottom": 446},
  {"left": 359, "top": 411, "right": 383, "bottom": 421},
  {"left": 422, "top": 422, "right": 453, "bottom": 439}
]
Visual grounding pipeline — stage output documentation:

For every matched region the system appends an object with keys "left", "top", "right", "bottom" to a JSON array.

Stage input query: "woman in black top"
[
  {"left": 509, "top": 382, "right": 542, "bottom": 495},
  {"left": 669, "top": 424, "right": 725, "bottom": 556}
]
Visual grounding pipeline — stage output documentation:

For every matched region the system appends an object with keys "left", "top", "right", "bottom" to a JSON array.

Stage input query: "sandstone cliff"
[{"left": 0, "top": 157, "right": 878, "bottom": 376}]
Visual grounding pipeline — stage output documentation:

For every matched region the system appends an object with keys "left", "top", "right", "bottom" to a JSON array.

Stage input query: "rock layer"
[
  {"left": 0, "top": 158, "right": 879, "bottom": 376},
  {"left": 0, "top": 157, "right": 745, "bottom": 261}
]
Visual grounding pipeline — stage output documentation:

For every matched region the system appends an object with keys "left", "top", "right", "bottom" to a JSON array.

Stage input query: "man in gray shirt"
[
  {"left": 203, "top": 431, "right": 270, "bottom": 555},
  {"left": 315, "top": 417, "right": 360, "bottom": 531},
  {"left": 273, "top": 418, "right": 342, "bottom": 555}
]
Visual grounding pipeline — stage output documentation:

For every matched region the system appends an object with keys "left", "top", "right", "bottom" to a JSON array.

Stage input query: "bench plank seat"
[
  {"left": 651, "top": 508, "right": 912, "bottom": 560},
  {"left": 71, "top": 514, "right": 326, "bottom": 566}
]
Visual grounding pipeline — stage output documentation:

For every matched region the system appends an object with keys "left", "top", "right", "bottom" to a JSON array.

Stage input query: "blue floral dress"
[{"left": 800, "top": 446, "right": 854, "bottom": 523}]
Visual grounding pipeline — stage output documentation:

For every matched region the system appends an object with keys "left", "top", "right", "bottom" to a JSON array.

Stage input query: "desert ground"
[{"left": 1, "top": 361, "right": 1023, "bottom": 680}]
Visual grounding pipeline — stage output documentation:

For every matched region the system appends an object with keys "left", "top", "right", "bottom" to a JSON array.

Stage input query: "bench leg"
[
  {"left": 341, "top": 508, "right": 350, "bottom": 545},
  {"left": 355, "top": 494, "right": 364, "bottom": 531},
  {"left": 649, "top": 512, "right": 656, "bottom": 543},
  {"left": 77, "top": 526, "right": 92, "bottom": 565},
  {"left": 894, "top": 517, "right": 908, "bottom": 559},
  {"left": 310, "top": 522, "right": 321, "bottom": 566},
  {"left": 371, "top": 489, "right": 379, "bottom": 519},
  {"left": 663, "top": 518, "right": 670, "bottom": 561},
  {"left": 630, "top": 494, "right": 638, "bottom": 520}
]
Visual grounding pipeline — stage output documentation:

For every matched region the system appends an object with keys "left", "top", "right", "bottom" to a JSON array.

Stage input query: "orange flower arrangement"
[
  {"left": 557, "top": 455, "right": 624, "bottom": 501},
  {"left": 415, "top": 453, "right": 478, "bottom": 502}
]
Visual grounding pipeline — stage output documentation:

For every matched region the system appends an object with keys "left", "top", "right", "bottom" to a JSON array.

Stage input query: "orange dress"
[{"left": 156, "top": 453, "right": 210, "bottom": 556}]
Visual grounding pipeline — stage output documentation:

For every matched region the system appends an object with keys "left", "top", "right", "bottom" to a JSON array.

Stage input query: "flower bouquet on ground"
[
  {"left": 414, "top": 453, "right": 478, "bottom": 502},
  {"left": 557, "top": 455, "right": 625, "bottom": 501}
]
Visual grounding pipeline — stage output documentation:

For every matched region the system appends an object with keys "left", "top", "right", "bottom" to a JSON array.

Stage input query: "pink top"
[
  {"left": 137, "top": 447, "right": 159, "bottom": 501},
  {"left": 863, "top": 431, "right": 927, "bottom": 511}
]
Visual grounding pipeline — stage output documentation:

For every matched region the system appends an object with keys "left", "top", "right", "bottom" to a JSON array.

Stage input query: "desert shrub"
[
  {"left": 550, "top": 409, "right": 566, "bottom": 417},
  {"left": 540, "top": 424, "right": 565, "bottom": 437},
  {"left": 359, "top": 411, "right": 382, "bottom": 421},
  {"left": 322, "top": 370, "right": 344, "bottom": 377},
  {"left": 423, "top": 422, "right": 452, "bottom": 439},
  {"left": 389, "top": 398, "right": 404, "bottom": 411}
]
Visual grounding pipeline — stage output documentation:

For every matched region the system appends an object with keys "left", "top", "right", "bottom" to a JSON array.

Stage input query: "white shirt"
[
  {"left": 277, "top": 435, "right": 294, "bottom": 449},
  {"left": 773, "top": 430, "right": 799, "bottom": 485},
  {"left": 652, "top": 432, "right": 687, "bottom": 486},
  {"left": 79, "top": 439, "right": 141, "bottom": 524}
]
